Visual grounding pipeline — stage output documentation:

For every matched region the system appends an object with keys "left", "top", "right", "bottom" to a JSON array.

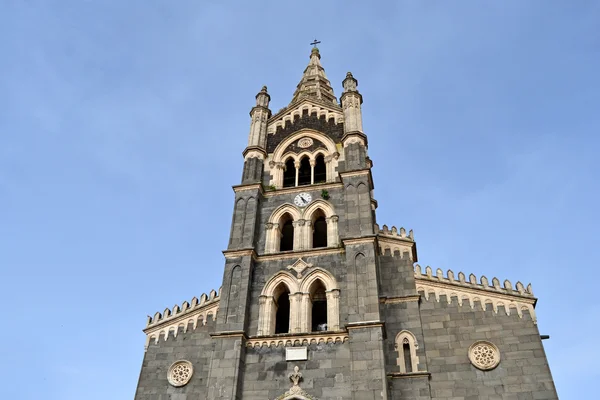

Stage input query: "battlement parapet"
[
  {"left": 145, "top": 287, "right": 221, "bottom": 329},
  {"left": 414, "top": 265, "right": 533, "bottom": 297},
  {"left": 414, "top": 265, "right": 537, "bottom": 323},
  {"left": 374, "top": 223, "right": 414, "bottom": 241}
]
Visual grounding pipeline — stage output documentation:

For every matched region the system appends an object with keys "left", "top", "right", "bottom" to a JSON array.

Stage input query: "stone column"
[
  {"left": 292, "top": 219, "right": 305, "bottom": 251},
  {"left": 326, "top": 215, "right": 339, "bottom": 247},
  {"left": 299, "top": 293, "right": 311, "bottom": 332},
  {"left": 305, "top": 220, "right": 313, "bottom": 250},
  {"left": 294, "top": 160, "right": 300, "bottom": 187},
  {"left": 326, "top": 289, "right": 340, "bottom": 331},
  {"left": 310, "top": 159, "right": 316, "bottom": 184},
  {"left": 264, "top": 223, "right": 279, "bottom": 253},
  {"left": 289, "top": 292, "right": 303, "bottom": 333},
  {"left": 257, "top": 295, "right": 271, "bottom": 335}
]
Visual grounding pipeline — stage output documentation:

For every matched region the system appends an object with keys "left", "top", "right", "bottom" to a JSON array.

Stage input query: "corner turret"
[
  {"left": 340, "top": 72, "right": 369, "bottom": 171},
  {"left": 242, "top": 86, "right": 271, "bottom": 184}
]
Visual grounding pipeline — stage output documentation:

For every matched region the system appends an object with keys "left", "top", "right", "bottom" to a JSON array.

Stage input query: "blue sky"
[{"left": 0, "top": 1, "right": 598, "bottom": 399}]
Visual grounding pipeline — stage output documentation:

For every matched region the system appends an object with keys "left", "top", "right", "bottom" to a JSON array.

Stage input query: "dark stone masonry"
[{"left": 134, "top": 48, "right": 558, "bottom": 400}]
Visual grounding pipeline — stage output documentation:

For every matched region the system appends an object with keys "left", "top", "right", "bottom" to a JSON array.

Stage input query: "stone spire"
[{"left": 290, "top": 47, "right": 338, "bottom": 106}]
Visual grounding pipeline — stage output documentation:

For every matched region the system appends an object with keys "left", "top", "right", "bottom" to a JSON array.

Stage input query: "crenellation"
[
  {"left": 146, "top": 288, "right": 221, "bottom": 328},
  {"left": 375, "top": 223, "right": 414, "bottom": 240},
  {"left": 414, "top": 265, "right": 534, "bottom": 298}
]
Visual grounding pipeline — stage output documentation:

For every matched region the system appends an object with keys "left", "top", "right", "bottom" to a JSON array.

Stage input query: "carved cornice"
[
  {"left": 256, "top": 246, "right": 344, "bottom": 262},
  {"left": 379, "top": 295, "right": 420, "bottom": 304},
  {"left": 341, "top": 131, "right": 368, "bottom": 147},
  {"left": 210, "top": 330, "right": 247, "bottom": 339},
  {"left": 231, "top": 183, "right": 264, "bottom": 194},
  {"left": 247, "top": 331, "right": 348, "bottom": 348},
  {"left": 339, "top": 169, "right": 370, "bottom": 179},
  {"left": 387, "top": 371, "right": 431, "bottom": 379},
  {"left": 262, "top": 182, "right": 343, "bottom": 198},
  {"left": 342, "top": 236, "right": 377, "bottom": 246},
  {"left": 242, "top": 146, "right": 267, "bottom": 160},
  {"left": 346, "top": 320, "right": 384, "bottom": 329},
  {"left": 222, "top": 248, "right": 257, "bottom": 259}
]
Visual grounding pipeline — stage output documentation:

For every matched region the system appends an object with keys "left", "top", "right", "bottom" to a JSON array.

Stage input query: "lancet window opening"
[
  {"left": 279, "top": 213, "right": 295, "bottom": 252},
  {"left": 395, "top": 330, "right": 420, "bottom": 374}
]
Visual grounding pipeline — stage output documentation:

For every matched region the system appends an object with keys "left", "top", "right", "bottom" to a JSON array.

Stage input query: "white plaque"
[{"left": 286, "top": 347, "right": 308, "bottom": 361}]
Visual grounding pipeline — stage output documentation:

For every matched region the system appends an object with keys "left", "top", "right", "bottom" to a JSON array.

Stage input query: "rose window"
[
  {"left": 468, "top": 341, "right": 500, "bottom": 371},
  {"left": 167, "top": 360, "right": 194, "bottom": 387},
  {"left": 298, "top": 137, "right": 313, "bottom": 148}
]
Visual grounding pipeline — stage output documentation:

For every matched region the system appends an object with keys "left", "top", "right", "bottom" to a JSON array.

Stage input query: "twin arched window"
[
  {"left": 265, "top": 201, "right": 339, "bottom": 254},
  {"left": 282, "top": 154, "right": 327, "bottom": 188},
  {"left": 258, "top": 269, "right": 340, "bottom": 336}
]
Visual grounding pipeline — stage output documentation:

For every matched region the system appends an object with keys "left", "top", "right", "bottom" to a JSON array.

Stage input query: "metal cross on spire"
[{"left": 310, "top": 39, "right": 321, "bottom": 48}]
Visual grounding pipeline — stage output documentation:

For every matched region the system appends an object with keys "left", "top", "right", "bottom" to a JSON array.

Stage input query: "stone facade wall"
[
  {"left": 416, "top": 294, "right": 558, "bottom": 400},
  {"left": 242, "top": 343, "right": 352, "bottom": 400},
  {"left": 134, "top": 317, "right": 216, "bottom": 400}
]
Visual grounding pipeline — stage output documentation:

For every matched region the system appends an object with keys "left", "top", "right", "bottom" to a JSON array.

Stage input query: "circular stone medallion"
[
  {"left": 298, "top": 137, "right": 313, "bottom": 148},
  {"left": 167, "top": 360, "right": 194, "bottom": 387},
  {"left": 468, "top": 341, "right": 500, "bottom": 371}
]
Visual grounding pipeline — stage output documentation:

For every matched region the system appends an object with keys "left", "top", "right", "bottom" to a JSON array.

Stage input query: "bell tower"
[{"left": 135, "top": 43, "right": 557, "bottom": 400}]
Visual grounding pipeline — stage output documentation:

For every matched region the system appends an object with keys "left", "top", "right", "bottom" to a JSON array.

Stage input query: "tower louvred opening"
[
  {"left": 283, "top": 158, "right": 295, "bottom": 188},
  {"left": 314, "top": 154, "right": 326, "bottom": 183},
  {"left": 279, "top": 214, "right": 294, "bottom": 252},
  {"left": 298, "top": 156, "right": 311, "bottom": 186},
  {"left": 310, "top": 280, "right": 328, "bottom": 332},
  {"left": 274, "top": 284, "right": 291, "bottom": 334}
]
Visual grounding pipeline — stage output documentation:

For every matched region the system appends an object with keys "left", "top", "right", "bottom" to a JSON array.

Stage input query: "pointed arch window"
[
  {"left": 273, "top": 284, "right": 291, "bottom": 334},
  {"left": 395, "top": 331, "right": 420, "bottom": 374},
  {"left": 309, "top": 280, "right": 328, "bottom": 331},
  {"left": 279, "top": 213, "right": 295, "bottom": 252},
  {"left": 314, "top": 154, "right": 326, "bottom": 184},
  {"left": 298, "top": 156, "right": 311, "bottom": 186},
  {"left": 283, "top": 158, "right": 296, "bottom": 188},
  {"left": 312, "top": 210, "right": 328, "bottom": 249}
]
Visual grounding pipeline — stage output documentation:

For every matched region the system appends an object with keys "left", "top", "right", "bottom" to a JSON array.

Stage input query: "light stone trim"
[
  {"left": 232, "top": 183, "right": 263, "bottom": 193},
  {"left": 380, "top": 295, "right": 420, "bottom": 304},
  {"left": 167, "top": 360, "right": 194, "bottom": 387},
  {"left": 375, "top": 223, "right": 414, "bottom": 241},
  {"left": 395, "top": 330, "right": 420, "bottom": 374},
  {"left": 143, "top": 289, "right": 221, "bottom": 349},
  {"left": 257, "top": 267, "right": 340, "bottom": 336},
  {"left": 266, "top": 129, "right": 341, "bottom": 188},
  {"left": 267, "top": 101, "right": 344, "bottom": 134},
  {"left": 378, "top": 237, "right": 416, "bottom": 260},
  {"left": 415, "top": 277, "right": 537, "bottom": 323},
  {"left": 468, "top": 340, "right": 501, "bottom": 371},
  {"left": 243, "top": 149, "right": 266, "bottom": 160},
  {"left": 262, "top": 182, "right": 343, "bottom": 197},
  {"left": 247, "top": 332, "right": 348, "bottom": 348},
  {"left": 257, "top": 246, "right": 344, "bottom": 262},
  {"left": 264, "top": 200, "right": 339, "bottom": 254}
]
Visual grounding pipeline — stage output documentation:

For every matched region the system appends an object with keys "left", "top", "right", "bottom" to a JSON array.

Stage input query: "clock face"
[{"left": 294, "top": 192, "right": 312, "bottom": 207}]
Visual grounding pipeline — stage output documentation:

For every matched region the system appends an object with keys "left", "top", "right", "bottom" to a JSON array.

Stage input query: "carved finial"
[
  {"left": 425, "top": 266, "right": 432, "bottom": 278},
  {"left": 458, "top": 272, "right": 466, "bottom": 283},
  {"left": 391, "top": 226, "right": 398, "bottom": 235},
  {"left": 163, "top": 308, "right": 171, "bottom": 318},
  {"left": 504, "top": 280, "right": 513, "bottom": 290},
  {"left": 210, "top": 289, "right": 217, "bottom": 300},
  {"left": 516, "top": 281, "right": 525, "bottom": 294},
  {"left": 287, "top": 365, "right": 303, "bottom": 394},
  {"left": 400, "top": 227, "right": 406, "bottom": 238},
  {"left": 200, "top": 293, "right": 207, "bottom": 305},
  {"left": 409, "top": 229, "right": 414, "bottom": 240},
  {"left": 191, "top": 297, "right": 198, "bottom": 307},
  {"left": 526, "top": 283, "right": 534, "bottom": 295}
]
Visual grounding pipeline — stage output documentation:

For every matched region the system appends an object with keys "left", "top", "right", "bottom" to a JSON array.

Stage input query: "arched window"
[
  {"left": 298, "top": 156, "right": 311, "bottom": 186},
  {"left": 314, "top": 154, "right": 326, "bottom": 184},
  {"left": 395, "top": 330, "right": 420, "bottom": 374},
  {"left": 273, "top": 284, "right": 291, "bottom": 334},
  {"left": 312, "top": 210, "right": 328, "bottom": 248},
  {"left": 310, "top": 280, "right": 328, "bottom": 332},
  {"left": 283, "top": 158, "right": 296, "bottom": 188},
  {"left": 279, "top": 213, "right": 294, "bottom": 252}
]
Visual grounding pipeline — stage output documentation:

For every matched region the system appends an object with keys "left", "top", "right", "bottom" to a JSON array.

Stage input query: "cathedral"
[{"left": 134, "top": 47, "right": 558, "bottom": 400}]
